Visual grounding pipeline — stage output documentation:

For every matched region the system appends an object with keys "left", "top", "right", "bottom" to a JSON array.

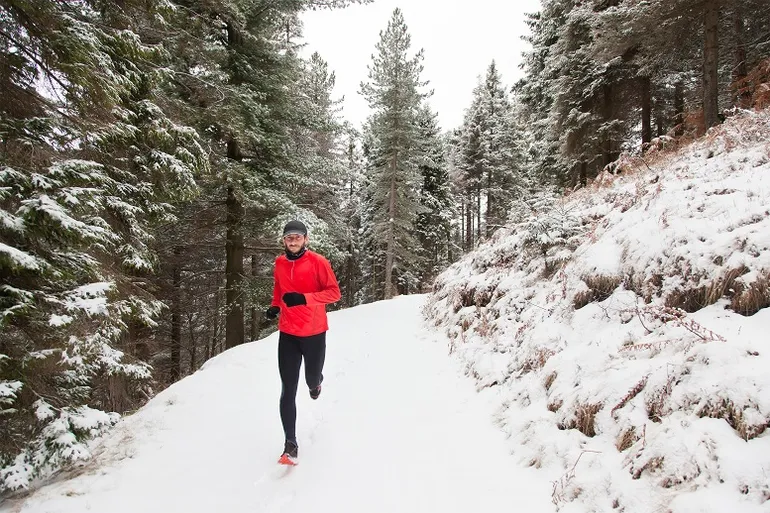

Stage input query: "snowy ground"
[{"left": 0, "top": 295, "right": 556, "bottom": 513}]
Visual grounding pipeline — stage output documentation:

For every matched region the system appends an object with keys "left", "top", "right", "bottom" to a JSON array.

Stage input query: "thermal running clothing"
[
  {"left": 271, "top": 250, "right": 341, "bottom": 337},
  {"left": 278, "top": 331, "right": 326, "bottom": 443}
]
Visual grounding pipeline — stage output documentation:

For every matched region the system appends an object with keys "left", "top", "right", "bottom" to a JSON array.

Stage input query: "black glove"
[
  {"left": 282, "top": 292, "right": 307, "bottom": 307},
  {"left": 264, "top": 306, "right": 280, "bottom": 320}
]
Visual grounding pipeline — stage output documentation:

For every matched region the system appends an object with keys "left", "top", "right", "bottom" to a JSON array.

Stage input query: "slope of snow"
[
  {"left": 0, "top": 296, "right": 556, "bottom": 513},
  {"left": 426, "top": 110, "right": 770, "bottom": 513}
]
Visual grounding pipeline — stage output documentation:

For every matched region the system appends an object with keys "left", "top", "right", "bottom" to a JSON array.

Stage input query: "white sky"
[{"left": 300, "top": 0, "right": 542, "bottom": 131}]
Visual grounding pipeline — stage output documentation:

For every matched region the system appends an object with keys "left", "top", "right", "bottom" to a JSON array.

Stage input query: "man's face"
[{"left": 283, "top": 233, "right": 307, "bottom": 253}]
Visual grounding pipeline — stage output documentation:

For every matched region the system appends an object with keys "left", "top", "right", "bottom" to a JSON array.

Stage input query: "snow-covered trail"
[{"left": 3, "top": 295, "right": 555, "bottom": 513}]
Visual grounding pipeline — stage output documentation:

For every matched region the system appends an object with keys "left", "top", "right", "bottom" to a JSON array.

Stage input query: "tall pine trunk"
[
  {"left": 475, "top": 183, "right": 481, "bottom": 242},
  {"left": 733, "top": 7, "right": 751, "bottom": 108},
  {"left": 170, "top": 247, "right": 182, "bottom": 381},
  {"left": 250, "top": 255, "right": 258, "bottom": 341},
  {"left": 486, "top": 169, "right": 494, "bottom": 238},
  {"left": 703, "top": 0, "right": 720, "bottom": 129},
  {"left": 225, "top": 141, "right": 245, "bottom": 349},
  {"left": 209, "top": 283, "right": 221, "bottom": 359},
  {"left": 384, "top": 154, "right": 397, "bottom": 299},
  {"left": 463, "top": 201, "right": 471, "bottom": 252},
  {"left": 674, "top": 81, "right": 685, "bottom": 137},
  {"left": 602, "top": 82, "right": 616, "bottom": 168},
  {"left": 345, "top": 240, "right": 355, "bottom": 306},
  {"left": 188, "top": 313, "right": 197, "bottom": 372},
  {"left": 641, "top": 76, "right": 652, "bottom": 149}
]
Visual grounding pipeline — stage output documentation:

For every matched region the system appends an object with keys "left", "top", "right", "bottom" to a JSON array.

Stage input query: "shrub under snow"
[{"left": 425, "top": 109, "right": 770, "bottom": 513}]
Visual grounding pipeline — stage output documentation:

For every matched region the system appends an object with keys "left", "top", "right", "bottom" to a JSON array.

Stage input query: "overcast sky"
[{"left": 300, "top": 0, "right": 542, "bottom": 132}]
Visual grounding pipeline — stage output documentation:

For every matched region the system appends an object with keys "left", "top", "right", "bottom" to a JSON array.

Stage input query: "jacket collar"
[{"left": 285, "top": 246, "right": 307, "bottom": 261}]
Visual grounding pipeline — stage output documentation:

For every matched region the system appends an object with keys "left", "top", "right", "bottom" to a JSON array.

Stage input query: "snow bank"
[{"left": 426, "top": 109, "right": 770, "bottom": 512}]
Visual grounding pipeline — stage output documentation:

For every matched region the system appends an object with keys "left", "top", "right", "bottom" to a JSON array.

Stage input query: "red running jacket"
[{"left": 271, "top": 250, "right": 341, "bottom": 337}]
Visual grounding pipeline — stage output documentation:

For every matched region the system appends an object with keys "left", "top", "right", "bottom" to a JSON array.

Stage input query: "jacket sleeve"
[
  {"left": 305, "top": 256, "right": 341, "bottom": 306},
  {"left": 271, "top": 258, "right": 282, "bottom": 307}
]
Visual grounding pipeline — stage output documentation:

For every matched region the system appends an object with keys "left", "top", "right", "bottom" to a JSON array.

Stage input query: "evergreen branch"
[{"left": 0, "top": 30, "right": 71, "bottom": 95}]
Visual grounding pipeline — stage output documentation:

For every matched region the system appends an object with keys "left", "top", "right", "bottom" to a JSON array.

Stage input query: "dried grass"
[
  {"left": 560, "top": 403, "right": 603, "bottom": 437},
  {"left": 574, "top": 275, "right": 622, "bottom": 309},
  {"left": 632, "top": 456, "right": 664, "bottom": 479},
  {"left": 544, "top": 371, "right": 558, "bottom": 391},
  {"left": 619, "top": 305, "right": 726, "bottom": 346},
  {"left": 612, "top": 377, "right": 648, "bottom": 416},
  {"left": 733, "top": 57, "right": 770, "bottom": 110},
  {"left": 645, "top": 374, "right": 677, "bottom": 423},
  {"left": 548, "top": 399, "right": 563, "bottom": 413},
  {"left": 616, "top": 428, "right": 638, "bottom": 452},
  {"left": 575, "top": 403, "right": 602, "bottom": 437},
  {"left": 664, "top": 266, "right": 750, "bottom": 313},
  {"left": 519, "top": 348, "right": 556, "bottom": 375},
  {"left": 551, "top": 450, "right": 600, "bottom": 505},
  {"left": 698, "top": 399, "right": 769, "bottom": 440},
  {"left": 731, "top": 274, "right": 770, "bottom": 316}
]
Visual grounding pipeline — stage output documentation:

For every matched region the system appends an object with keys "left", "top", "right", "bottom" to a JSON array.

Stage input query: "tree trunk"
[
  {"left": 475, "top": 183, "right": 481, "bottom": 242},
  {"left": 579, "top": 161, "right": 587, "bottom": 187},
  {"left": 703, "top": 0, "right": 720, "bottom": 129},
  {"left": 674, "top": 81, "right": 685, "bottom": 137},
  {"left": 641, "top": 76, "right": 652, "bottom": 149},
  {"left": 654, "top": 88, "right": 665, "bottom": 137},
  {"left": 485, "top": 169, "right": 494, "bottom": 238},
  {"left": 345, "top": 240, "right": 355, "bottom": 306},
  {"left": 602, "top": 82, "right": 618, "bottom": 168},
  {"left": 733, "top": 7, "right": 750, "bottom": 108},
  {"left": 187, "top": 312, "right": 196, "bottom": 373},
  {"left": 225, "top": 140, "right": 245, "bottom": 349},
  {"left": 250, "top": 255, "right": 258, "bottom": 341},
  {"left": 463, "top": 201, "right": 471, "bottom": 252},
  {"left": 383, "top": 155, "right": 397, "bottom": 300},
  {"left": 209, "top": 283, "right": 220, "bottom": 359},
  {"left": 170, "top": 247, "right": 182, "bottom": 381}
]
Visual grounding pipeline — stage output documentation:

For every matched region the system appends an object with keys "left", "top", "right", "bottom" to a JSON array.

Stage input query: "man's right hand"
[{"left": 265, "top": 306, "right": 280, "bottom": 321}]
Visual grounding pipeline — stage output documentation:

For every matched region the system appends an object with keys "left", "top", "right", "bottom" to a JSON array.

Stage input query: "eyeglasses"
[{"left": 283, "top": 234, "right": 304, "bottom": 242}]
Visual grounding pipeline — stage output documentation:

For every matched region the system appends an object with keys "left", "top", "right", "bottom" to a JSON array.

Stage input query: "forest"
[{"left": 1, "top": 0, "right": 768, "bottom": 493}]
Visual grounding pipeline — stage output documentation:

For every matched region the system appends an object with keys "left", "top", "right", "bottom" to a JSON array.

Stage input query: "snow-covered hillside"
[{"left": 426, "top": 110, "right": 770, "bottom": 513}]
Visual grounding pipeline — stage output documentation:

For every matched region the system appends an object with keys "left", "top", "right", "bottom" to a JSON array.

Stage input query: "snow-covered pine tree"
[
  {"left": 547, "top": 3, "right": 614, "bottom": 185},
  {"left": 453, "top": 62, "right": 522, "bottom": 243},
  {"left": 514, "top": 2, "right": 568, "bottom": 187},
  {"left": 336, "top": 126, "right": 367, "bottom": 307},
  {"left": 279, "top": 50, "right": 349, "bottom": 265},
  {"left": 0, "top": 0, "right": 206, "bottom": 491},
  {"left": 359, "top": 8, "right": 429, "bottom": 299},
  {"left": 592, "top": 0, "right": 770, "bottom": 134},
  {"left": 456, "top": 84, "right": 485, "bottom": 248},
  {"left": 478, "top": 62, "right": 520, "bottom": 236},
  {"left": 444, "top": 128, "right": 471, "bottom": 253},
  {"left": 149, "top": 0, "right": 371, "bottom": 367},
  {"left": 414, "top": 105, "right": 455, "bottom": 291}
]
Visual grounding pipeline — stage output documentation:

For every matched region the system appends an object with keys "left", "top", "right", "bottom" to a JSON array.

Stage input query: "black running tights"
[{"left": 278, "top": 331, "right": 326, "bottom": 444}]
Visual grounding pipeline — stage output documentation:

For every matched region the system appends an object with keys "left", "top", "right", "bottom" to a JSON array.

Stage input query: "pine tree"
[
  {"left": 336, "top": 126, "right": 367, "bottom": 307},
  {"left": 414, "top": 105, "right": 454, "bottom": 289},
  {"left": 592, "top": 0, "right": 770, "bottom": 132},
  {"left": 454, "top": 62, "right": 523, "bottom": 243},
  {"left": 359, "top": 8, "right": 429, "bottom": 299},
  {"left": 0, "top": 0, "right": 206, "bottom": 491},
  {"left": 514, "top": 2, "right": 569, "bottom": 186}
]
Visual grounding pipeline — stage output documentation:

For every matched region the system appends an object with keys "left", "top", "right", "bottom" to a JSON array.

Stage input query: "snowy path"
[{"left": 3, "top": 295, "right": 555, "bottom": 513}]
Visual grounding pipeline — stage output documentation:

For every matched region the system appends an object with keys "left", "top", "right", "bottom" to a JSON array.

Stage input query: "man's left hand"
[{"left": 283, "top": 292, "right": 307, "bottom": 307}]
